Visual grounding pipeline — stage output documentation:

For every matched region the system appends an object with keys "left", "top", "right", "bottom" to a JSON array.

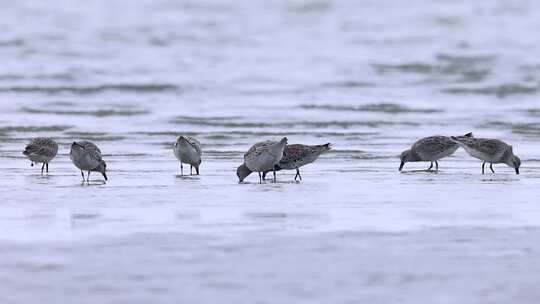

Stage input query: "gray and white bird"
[
  {"left": 70, "top": 141, "right": 108, "bottom": 181},
  {"left": 399, "top": 133, "right": 473, "bottom": 172},
  {"left": 236, "top": 137, "right": 288, "bottom": 182},
  {"left": 262, "top": 143, "right": 331, "bottom": 181},
  {"left": 23, "top": 137, "right": 58, "bottom": 174},
  {"left": 173, "top": 135, "right": 202, "bottom": 175},
  {"left": 450, "top": 136, "right": 521, "bottom": 175}
]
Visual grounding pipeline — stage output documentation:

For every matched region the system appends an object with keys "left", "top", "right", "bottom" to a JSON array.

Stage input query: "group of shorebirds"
[
  {"left": 399, "top": 132, "right": 521, "bottom": 175},
  {"left": 21, "top": 132, "right": 521, "bottom": 183}
]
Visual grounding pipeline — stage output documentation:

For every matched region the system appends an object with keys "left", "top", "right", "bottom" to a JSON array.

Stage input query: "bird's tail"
[
  {"left": 319, "top": 143, "right": 332, "bottom": 152},
  {"left": 451, "top": 132, "right": 473, "bottom": 143}
]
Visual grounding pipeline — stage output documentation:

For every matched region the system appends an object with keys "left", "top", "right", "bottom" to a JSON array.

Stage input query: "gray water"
[{"left": 1, "top": 0, "right": 540, "bottom": 303}]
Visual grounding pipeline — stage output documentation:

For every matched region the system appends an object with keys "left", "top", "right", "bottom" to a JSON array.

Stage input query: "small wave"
[
  {"left": 374, "top": 54, "right": 493, "bottom": 83},
  {"left": 319, "top": 81, "right": 374, "bottom": 89},
  {"left": 64, "top": 132, "right": 125, "bottom": 141},
  {"left": 300, "top": 103, "right": 441, "bottom": 114},
  {"left": 0, "top": 73, "right": 76, "bottom": 81},
  {"left": 21, "top": 107, "right": 150, "bottom": 117},
  {"left": 0, "top": 125, "right": 72, "bottom": 133},
  {"left": 0, "top": 39, "right": 24, "bottom": 47},
  {"left": 172, "top": 117, "right": 420, "bottom": 128},
  {"left": 0, "top": 83, "right": 179, "bottom": 94},
  {"left": 442, "top": 84, "right": 538, "bottom": 98},
  {"left": 481, "top": 121, "right": 540, "bottom": 135},
  {"left": 436, "top": 54, "right": 496, "bottom": 65},
  {"left": 374, "top": 63, "right": 434, "bottom": 74}
]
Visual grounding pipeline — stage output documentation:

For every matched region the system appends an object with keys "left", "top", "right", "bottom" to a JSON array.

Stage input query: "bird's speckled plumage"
[
  {"left": 173, "top": 135, "right": 202, "bottom": 175},
  {"left": 262, "top": 143, "right": 331, "bottom": 181},
  {"left": 70, "top": 141, "right": 108, "bottom": 181},
  {"left": 23, "top": 137, "right": 58, "bottom": 174},
  {"left": 450, "top": 136, "right": 521, "bottom": 174},
  {"left": 399, "top": 133, "right": 472, "bottom": 171}
]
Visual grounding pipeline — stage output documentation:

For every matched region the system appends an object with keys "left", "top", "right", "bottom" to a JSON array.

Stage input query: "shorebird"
[
  {"left": 23, "top": 137, "right": 58, "bottom": 174},
  {"left": 236, "top": 137, "right": 288, "bottom": 182},
  {"left": 173, "top": 135, "right": 202, "bottom": 175},
  {"left": 70, "top": 141, "right": 108, "bottom": 182},
  {"left": 450, "top": 136, "right": 521, "bottom": 175},
  {"left": 399, "top": 132, "right": 473, "bottom": 172},
  {"left": 262, "top": 143, "right": 331, "bottom": 181}
]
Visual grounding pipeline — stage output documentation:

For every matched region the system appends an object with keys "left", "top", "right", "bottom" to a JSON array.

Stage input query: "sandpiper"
[
  {"left": 236, "top": 137, "right": 288, "bottom": 182},
  {"left": 173, "top": 135, "right": 202, "bottom": 175},
  {"left": 70, "top": 141, "right": 108, "bottom": 181},
  {"left": 399, "top": 132, "right": 473, "bottom": 172},
  {"left": 450, "top": 136, "right": 521, "bottom": 175},
  {"left": 262, "top": 143, "right": 331, "bottom": 181},
  {"left": 23, "top": 137, "right": 58, "bottom": 174}
]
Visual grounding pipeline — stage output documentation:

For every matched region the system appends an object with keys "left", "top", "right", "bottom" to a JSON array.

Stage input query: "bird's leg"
[
  {"left": 273, "top": 169, "right": 276, "bottom": 182},
  {"left": 262, "top": 172, "right": 267, "bottom": 180},
  {"left": 295, "top": 168, "right": 303, "bottom": 181},
  {"left": 258, "top": 172, "right": 262, "bottom": 183},
  {"left": 180, "top": 162, "right": 183, "bottom": 176},
  {"left": 427, "top": 162, "right": 433, "bottom": 171},
  {"left": 46, "top": 163, "right": 49, "bottom": 173},
  {"left": 87, "top": 171, "right": 91, "bottom": 182},
  {"left": 81, "top": 170, "right": 85, "bottom": 181},
  {"left": 41, "top": 163, "right": 45, "bottom": 175},
  {"left": 435, "top": 161, "right": 439, "bottom": 172},
  {"left": 190, "top": 165, "right": 193, "bottom": 175},
  {"left": 490, "top": 163, "right": 495, "bottom": 174},
  {"left": 482, "top": 162, "right": 486, "bottom": 174},
  {"left": 196, "top": 166, "right": 199, "bottom": 175}
]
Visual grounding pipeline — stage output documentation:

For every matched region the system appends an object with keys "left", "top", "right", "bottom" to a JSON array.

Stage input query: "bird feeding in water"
[
  {"left": 399, "top": 133, "right": 473, "bottom": 172},
  {"left": 70, "top": 141, "right": 108, "bottom": 182},
  {"left": 450, "top": 136, "right": 521, "bottom": 175},
  {"left": 237, "top": 137, "right": 288, "bottom": 182},
  {"left": 173, "top": 135, "right": 202, "bottom": 175},
  {"left": 23, "top": 137, "right": 58, "bottom": 174}
]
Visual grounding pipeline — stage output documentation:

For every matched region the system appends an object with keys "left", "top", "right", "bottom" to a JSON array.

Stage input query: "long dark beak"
[
  {"left": 72, "top": 142, "right": 84, "bottom": 149},
  {"left": 515, "top": 168, "right": 519, "bottom": 175},
  {"left": 102, "top": 172, "right": 108, "bottom": 181},
  {"left": 399, "top": 162, "right": 405, "bottom": 171}
]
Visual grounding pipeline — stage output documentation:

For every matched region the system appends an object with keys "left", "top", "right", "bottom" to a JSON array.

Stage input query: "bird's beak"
[
  {"left": 399, "top": 162, "right": 404, "bottom": 171},
  {"left": 515, "top": 168, "right": 519, "bottom": 175},
  {"left": 102, "top": 172, "right": 108, "bottom": 181}
]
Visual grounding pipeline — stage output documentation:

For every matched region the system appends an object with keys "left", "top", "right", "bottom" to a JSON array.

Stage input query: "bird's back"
[{"left": 412, "top": 136, "right": 458, "bottom": 161}]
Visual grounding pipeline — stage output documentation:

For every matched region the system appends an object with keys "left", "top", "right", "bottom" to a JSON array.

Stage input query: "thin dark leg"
[
  {"left": 87, "top": 171, "right": 91, "bottom": 182},
  {"left": 482, "top": 162, "right": 486, "bottom": 174},
  {"left": 81, "top": 170, "right": 85, "bottom": 181},
  {"left": 435, "top": 161, "right": 439, "bottom": 172},
  {"left": 295, "top": 168, "right": 302, "bottom": 181},
  {"left": 196, "top": 166, "right": 199, "bottom": 175},
  {"left": 273, "top": 170, "right": 276, "bottom": 181},
  {"left": 46, "top": 163, "right": 49, "bottom": 173},
  {"left": 190, "top": 165, "right": 193, "bottom": 175},
  {"left": 258, "top": 172, "right": 262, "bottom": 183},
  {"left": 180, "top": 162, "right": 183, "bottom": 176},
  {"left": 490, "top": 163, "right": 495, "bottom": 173},
  {"left": 41, "top": 163, "right": 45, "bottom": 175},
  {"left": 262, "top": 172, "right": 267, "bottom": 180},
  {"left": 427, "top": 162, "right": 433, "bottom": 170}
]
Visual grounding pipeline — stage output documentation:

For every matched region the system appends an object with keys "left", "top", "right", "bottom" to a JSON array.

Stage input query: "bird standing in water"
[{"left": 23, "top": 137, "right": 58, "bottom": 174}]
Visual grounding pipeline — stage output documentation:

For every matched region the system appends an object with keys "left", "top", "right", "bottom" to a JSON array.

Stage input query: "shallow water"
[{"left": 1, "top": 0, "right": 540, "bottom": 303}]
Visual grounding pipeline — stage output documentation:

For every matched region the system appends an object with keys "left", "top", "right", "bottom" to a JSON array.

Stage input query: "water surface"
[{"left": 1, "top": 0, "right": 540, "bottom": 303}]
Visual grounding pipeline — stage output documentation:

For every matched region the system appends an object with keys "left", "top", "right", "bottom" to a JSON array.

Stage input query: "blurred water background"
[{"left": 1, "top": 0, "right": 540, "bottom": 303}]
